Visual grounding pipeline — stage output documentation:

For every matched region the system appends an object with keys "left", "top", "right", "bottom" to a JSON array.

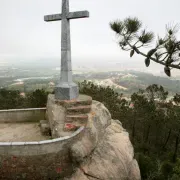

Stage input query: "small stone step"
[
  {"left": 64, "top": 123, "right": 79, "bottom": 131},
  {"left": 67, "top": 105, "right": 91, "bottom": 115},
  {"left": 64, "top": 122, "right": 86, "bottom": 132},
  {"left": 66, "top": 115, "right": 88, "bottom": 122},
  {"left": 56, "top": 94, "right": 92, "bottom": 108}
]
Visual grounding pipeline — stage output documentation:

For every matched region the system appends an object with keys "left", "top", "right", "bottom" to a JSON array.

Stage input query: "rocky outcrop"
[
  {"left": 0, "top": 96, "right": 140, "bottom": 180},
  {"left": 46, "top": 95, "right": 140, "bottom": 179},
  {"left": 68, "top": 101, "right": 141, "bottom": 180}
]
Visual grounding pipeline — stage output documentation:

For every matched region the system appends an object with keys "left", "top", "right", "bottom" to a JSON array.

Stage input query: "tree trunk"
[
  {"left": 173, "top": 130, "right": 180, "bottom": 162},
  {"left": 162, "top": 129, "right": 171, "bottom": 150},
  {"left": 145, "top": 125, "right": 151, "bottom": 142},
  {"left": 132, "top": 117, "right": 136, "bottom": 144}
]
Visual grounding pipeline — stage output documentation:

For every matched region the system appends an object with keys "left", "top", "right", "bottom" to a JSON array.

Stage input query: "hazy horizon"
[{"left": 1, "top": 0, "right": 180, "bottom": 76}]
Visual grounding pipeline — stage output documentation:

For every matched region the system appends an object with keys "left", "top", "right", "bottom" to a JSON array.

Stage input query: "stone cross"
[{"left": 44, "top": 0, "right": 89, "bottom": 100}]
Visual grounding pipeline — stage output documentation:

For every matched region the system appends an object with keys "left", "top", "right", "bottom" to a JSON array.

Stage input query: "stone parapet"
[
  {"left": 0, "top": 108, "right": 46, "bottom": 123},
  {"left": 0, "top": 127, "right": 85, "bottom": 179}
]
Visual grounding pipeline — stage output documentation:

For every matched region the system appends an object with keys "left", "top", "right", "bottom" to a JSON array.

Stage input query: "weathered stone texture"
[
  {"left": 46, "top": 94, "right": 66, "bottom": 138},
  {"left": 67, "top": 105, "right": 91, "bottom": 115},
  {"left": 0, "top": 152, "right": 73, "bottom": 180},
  {"left": 0, "top": 123, "right": 49, "bottom": 142},
  {"left": 40, "top": 120, "right": 51, "bottom": 136},
  {"left": 55, "top": 82, "right": 79, "bottom": 100},
  {"left": 57, "top": 94, "right": 92, "bottom": 108},
  {"left": 0, "top": 127, "right": 85, "bottom": 180},
  {"left": 0, "top": 108, "right": 46, "bottom": 123}
]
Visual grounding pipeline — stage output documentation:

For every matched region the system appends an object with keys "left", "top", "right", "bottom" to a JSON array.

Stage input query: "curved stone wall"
[{"left": 0, "top": 127, "right": 85, "bottom": 179}]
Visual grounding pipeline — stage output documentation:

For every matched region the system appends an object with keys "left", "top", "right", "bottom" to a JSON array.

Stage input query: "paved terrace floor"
[{"left": 0, "top": 123, "right": 51, "bottom": 142}]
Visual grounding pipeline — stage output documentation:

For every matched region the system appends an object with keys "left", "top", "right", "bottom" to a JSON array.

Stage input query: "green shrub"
[
  {"left": 136, "top": 153, "right": 156, "bottom": 179},
  {"left": 161, "top": 161, "right": 174, "bottom": 179}
]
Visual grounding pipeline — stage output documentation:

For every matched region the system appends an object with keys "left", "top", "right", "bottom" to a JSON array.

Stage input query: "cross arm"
[
  {"left": 44, "top": 14, "right": 62, "bottom": 22},
  {"left": 68, "top": 11, "right": 89, "bottom": 20}
]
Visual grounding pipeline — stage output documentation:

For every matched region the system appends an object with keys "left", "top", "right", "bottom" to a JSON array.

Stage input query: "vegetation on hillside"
[
  {"left": 79, "top": 80, "right": 180, "bottom": 180},
  {"left": 2, "top": 82, "right": 180, "bottom": 179},
  {"left": 109, "top": 17, "right": 180, "bottom": 178},
  {"left": 0, "top": 89, "right": 48, "bottom": 109}
]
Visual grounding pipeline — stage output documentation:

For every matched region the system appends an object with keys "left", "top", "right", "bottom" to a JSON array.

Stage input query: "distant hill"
[
  {"left": 0, "top": 64, "right": 179, "bottom": 97},
  {"left": 74, "top": 70, "right": 180, "bottom": 96}
]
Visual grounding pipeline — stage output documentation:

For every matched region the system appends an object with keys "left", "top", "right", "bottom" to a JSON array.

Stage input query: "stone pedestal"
[{"left": 55, "top": 82, "right": 79, "bottom": 100}]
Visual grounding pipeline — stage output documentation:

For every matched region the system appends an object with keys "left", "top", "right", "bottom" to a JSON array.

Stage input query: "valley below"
[{"left": 0, "top": 64, "right": 179, "bottom": 97}]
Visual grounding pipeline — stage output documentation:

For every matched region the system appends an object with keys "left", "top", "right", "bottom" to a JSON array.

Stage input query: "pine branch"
[{"left": 110, "top": 17, "right": 180, "bottom": 76}]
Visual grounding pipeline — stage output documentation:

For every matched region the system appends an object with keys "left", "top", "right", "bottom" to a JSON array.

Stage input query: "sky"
[{"left": 0, "top": 0, "right": 180, "bottom": 74}]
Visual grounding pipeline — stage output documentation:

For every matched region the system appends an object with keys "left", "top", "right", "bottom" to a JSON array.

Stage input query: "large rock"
[
  {"left": 69, "top": 101, "right": 141, "bottom": 180},
  {"left": 46, "top": 96, "right": 140, "bottom": 179}
]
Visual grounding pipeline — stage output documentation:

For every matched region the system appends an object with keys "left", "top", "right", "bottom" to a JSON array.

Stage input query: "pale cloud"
[{"left": 0, "top": 0, "right": 180, "bottom": 71}]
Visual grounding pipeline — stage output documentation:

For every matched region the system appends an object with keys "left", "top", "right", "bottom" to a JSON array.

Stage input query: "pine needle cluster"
[{"left": 110, "top": 17, "right": 180, "bottom": 77}]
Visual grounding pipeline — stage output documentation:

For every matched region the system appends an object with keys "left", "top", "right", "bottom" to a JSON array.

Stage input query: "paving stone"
[{"left": 0, "top": 123, "right": 51, "bottom": 142}]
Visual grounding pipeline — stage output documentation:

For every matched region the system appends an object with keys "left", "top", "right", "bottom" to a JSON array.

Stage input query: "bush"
[
  {"left": 136, "top": 153, "right": 156, "bottom": 179},
  {"left": 26, "top": 89, "right": 48, "bottom": 108},
  {"left": 161, "top": 161, "right": 174, "bottom": 179}
]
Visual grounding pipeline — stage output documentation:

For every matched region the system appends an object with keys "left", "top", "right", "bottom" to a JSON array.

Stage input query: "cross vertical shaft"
[
  {"left": 61, "top": 0, "right": 72, "bottom": 83},
  {"left": 44, "top": 0, "right": 89, "bottom": 100}
]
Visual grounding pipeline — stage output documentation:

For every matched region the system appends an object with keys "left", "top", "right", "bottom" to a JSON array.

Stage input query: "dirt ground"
[{"left": 0, "top": 122, "right": 51, "bottom": 142}]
